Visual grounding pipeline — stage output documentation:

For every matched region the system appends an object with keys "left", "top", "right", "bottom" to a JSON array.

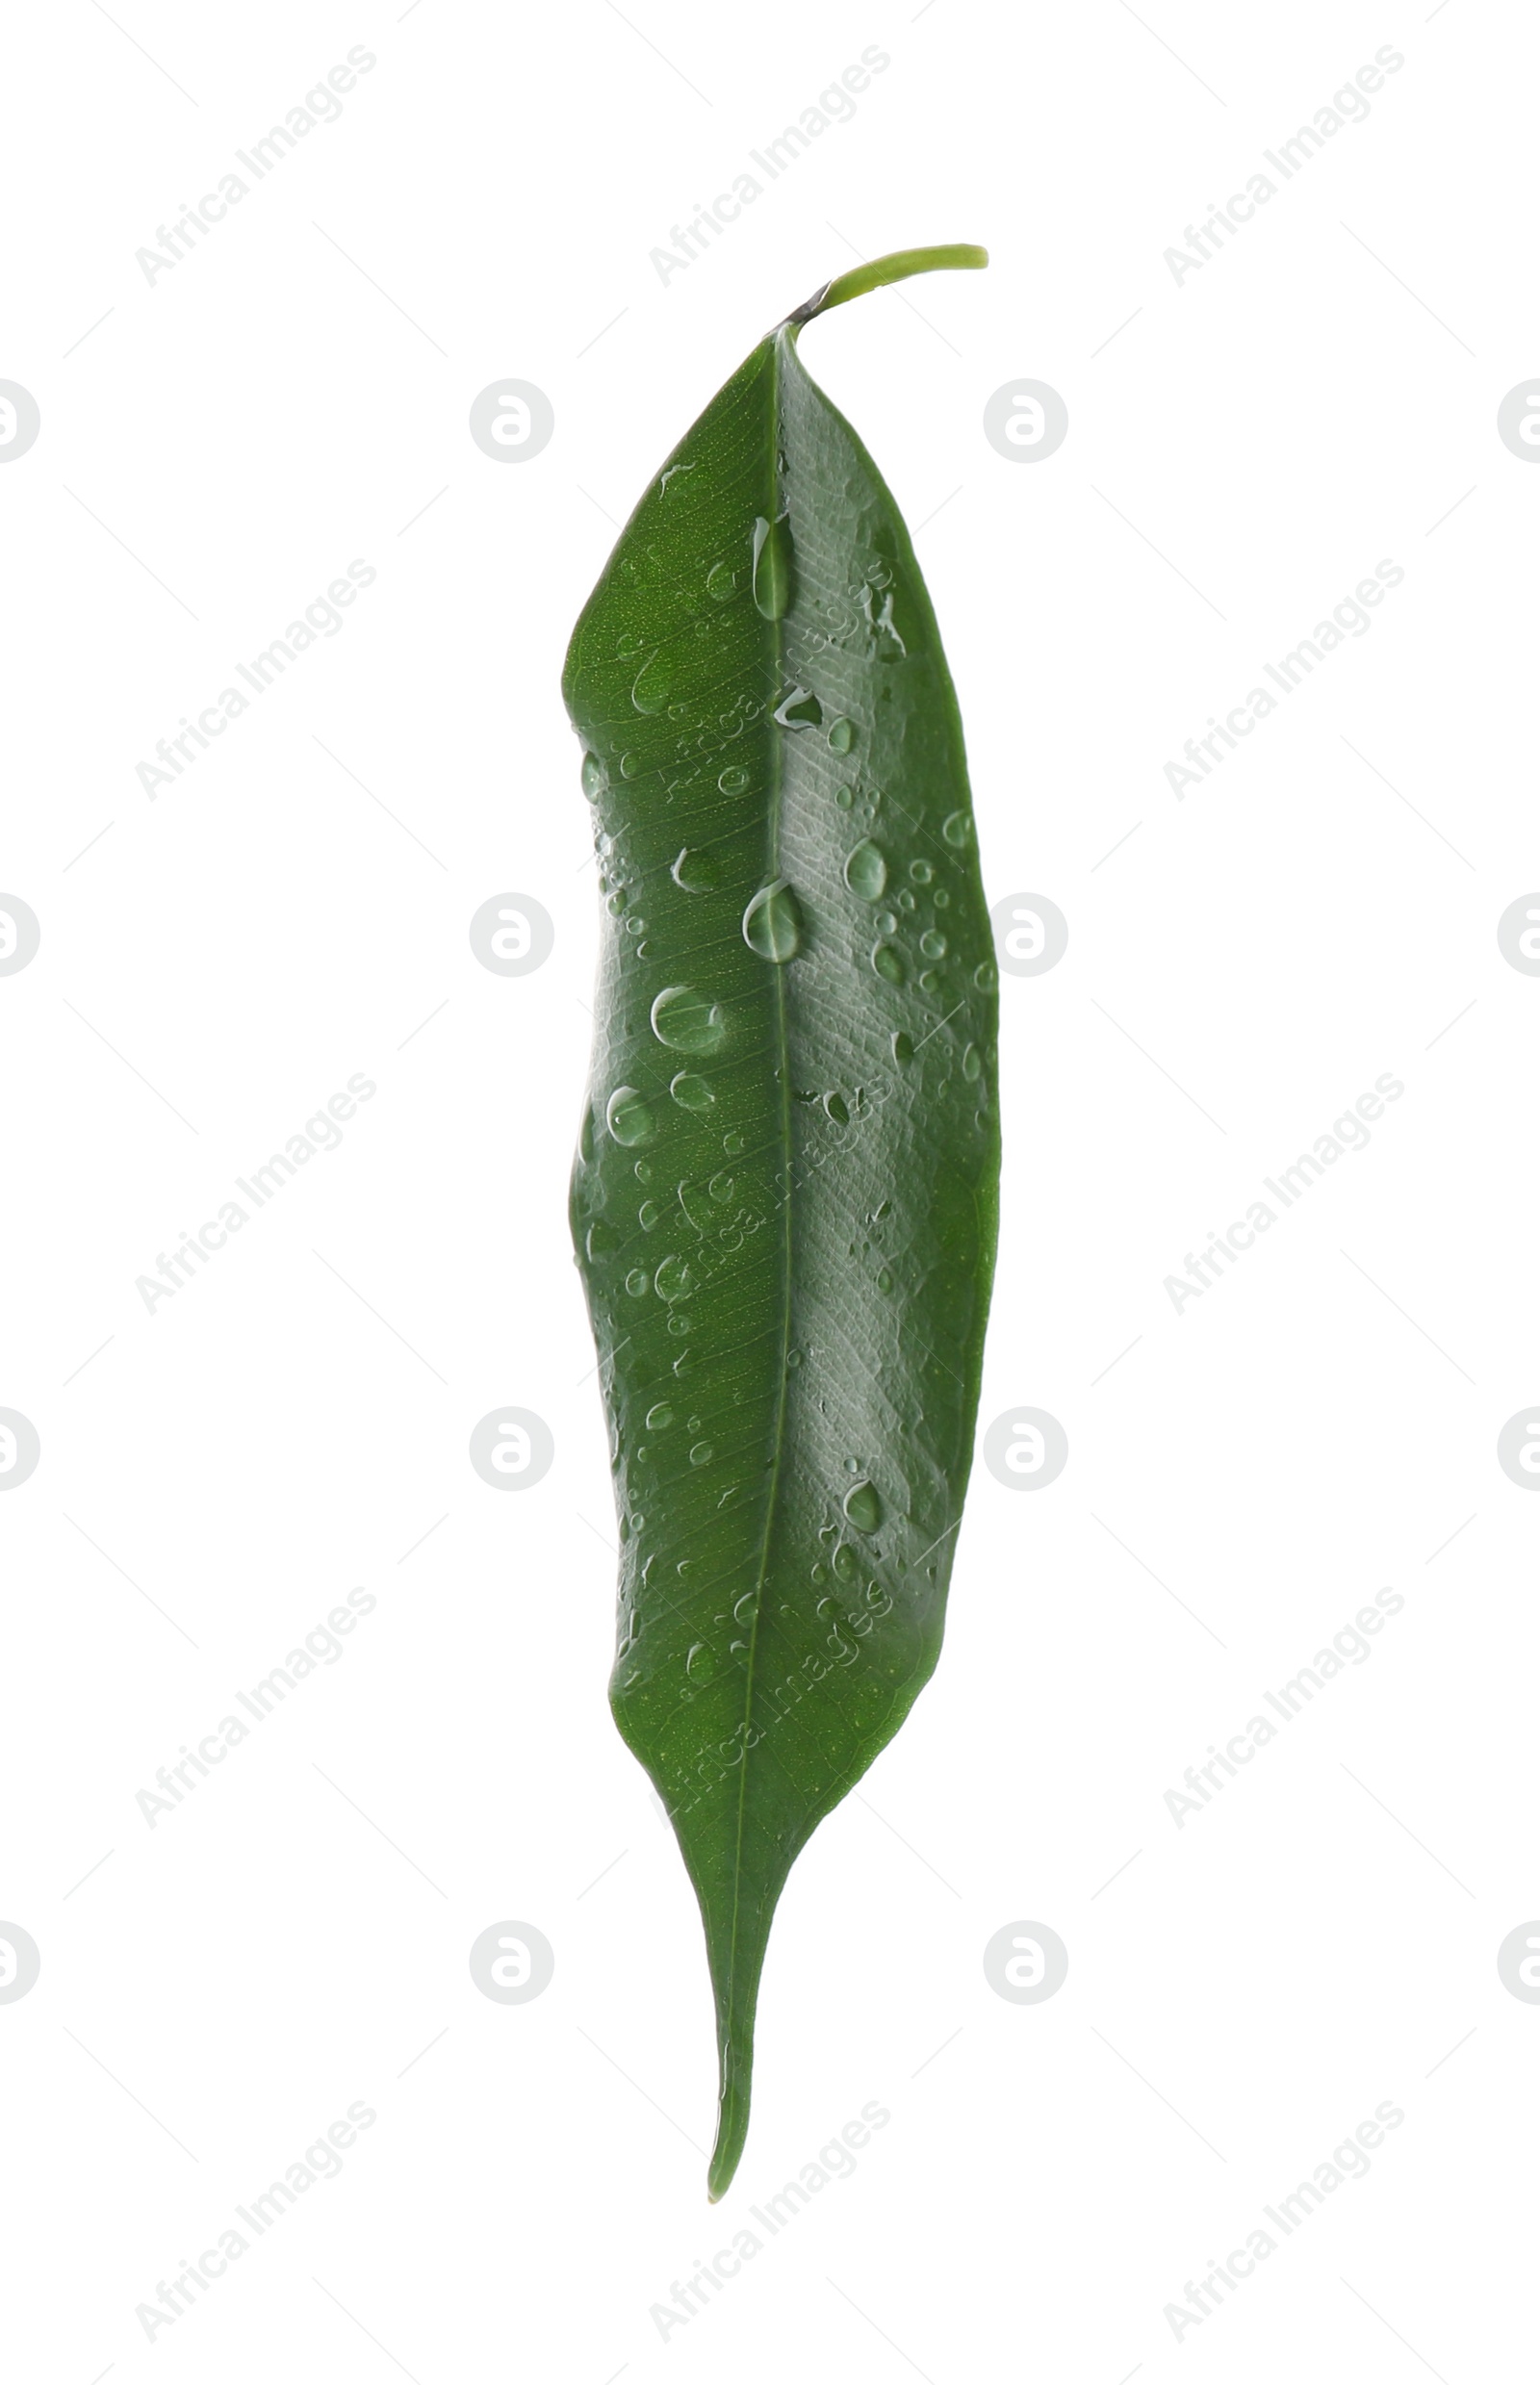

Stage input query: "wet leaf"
[{"left": 564, "top": 244, "right": 998, "bottom": 2196}]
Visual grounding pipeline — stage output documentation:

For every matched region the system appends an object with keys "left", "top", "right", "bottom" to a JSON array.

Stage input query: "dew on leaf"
[
  {"left": 752, "top": 513, "right": 793, "bottom": 620},
  {"left": 605, "top": 1087, "right": 655, "bottom": 1146},
  {"left": 654, "top": 1254, "right": 696, "bottom": 1303},
  {"left": 843, "top": 1478, "right": 883, "bottom": 1532},
  {"left": 843, "top": 840, "right": 887, "bottom": 901},
  {"left": 580, "top": 752, "right": 608, "bottom": 802},
  {"left": 742, "top": 879, "right": 804, "bottom": 962},
  {"left": 652, "top": 984, "right": 728, "bottom": 1053},
  {"left": 670, "top": 1071, "right": 715, "bottom": 1113},
  {"left": 827, "top": 716, "right": 856, "bottom": 754},
  {"left": 872, "top": 942, "right": 906, "bottom": 986}
]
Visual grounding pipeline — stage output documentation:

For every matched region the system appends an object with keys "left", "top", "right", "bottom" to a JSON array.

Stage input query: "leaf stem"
[{"left": 787, "top": 243, "right": 988, "bottom": 326}]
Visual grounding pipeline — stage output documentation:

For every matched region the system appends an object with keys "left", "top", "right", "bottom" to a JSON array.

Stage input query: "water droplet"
[
  {"left": 685, "top": 1641, "right": 717, "bottom": 1681},
  {"left": 633, "top": 1159, "right": 653, "bottom": 1182},
  {"left": 580, "top": 752, "right": 608, "bottom": 802},
  {"left": 872, "top": 942, "right": 906, "bottom": 986},
  {"left": 843, "top": 1478, "right": 883, "bottom": 1532},
  {"left": 742, "top": 879, "right": 804, "bottom": 963},
  {"left": 962, "top": 1042, "right": 983, "bottom": 1081},
  {"left": 617, "top": 632, "right": 645, "bottom": 659},
  {"left": 654, "top": 1254, "right": 695, "bottom": 1303},
  {"left": 918, "top": 968, "right": 937, "bottom": 992},
  {"left": 934, "top": 888, "right": 951, "bottom": 910},
  {"left": 876, "top": 1265, "right": 894, "bottom": 1293},
  {"left": 689, "top": 1441, "right": 714, "bottom": 1467},
  {"left": 823, "top": 1091, "right": 849, "bottom": 1125},
  {"left": 834, "top": 785, "right": 854, "bottom": 810},
  {"left": 942, "top": 809, "right": 971, "bottom": 847},
  {"left": 605, "top": 1086, "right": 655, "bottom": 1146},
  {"left": 833, "top": 1542, "right": 859, "bottom": 1582},
  {"left": 706, "top": 560, "right": 737, "bottom": 603},
  {"left": 638, "top": 1199, "right": 660, "bottom": 1230},
  {"left": 707, "top": 1169, "right": 734, "bottom": 1202},
  {"left": 891, "top": 1032, "right": 912, "bottom": 1064},
  {"left": 625, "top": 913, "right": 646, "bottom": 936},
  {"left": 920, "top": 929, "right": 948, "bottom": 960},
  {"left": 774, "top": 686, "right": 823, "bottom": 729},
  {"left": 619, "top": 752, "right": 644, "bottom": 779},
  {"left": 671, "top": 847, "right": 718, "bottom": 892},
  {"left": 668, "top": 1312, "right": 691, "bottom": 1334},
  {"left": 898, "top": 889, "right": 916, "bottom": 913},
  {"left": 827, "top": 716, "right": 856, "bottom": 754},
  {"left": 625, "top": 1268, "right": 649, "bottom": 1296},
  {"left": 670, "top": 1071, "right": 715, "bottom": 1113},
  {"left": 652, "top": 984, "right": 728, "bottom": 1053},
  {"left": 645, "top": 1401, "right": 676, "bottom": 1430},
  {"left": 752, "top": 513, "right": 793, "bottom": 620},
  {"left": 844, "top": 840, "right": 887, "bottom": 900},
  {"left": 974, "top": 961, "right": 997, "bottom": 991},
  {"left": 911, "top": 859, "right": 934, "bottom": 885},
  {"left": 723, "top": 1131, "right": 746, "bottom": 1156},
  {"left": 585, "top": 1221, "right": 618, "bottom": 1259},
  {"left": 630, "top": 651, "right": 673, "bottom": 714},
  {"left": 733, "top": 1592, "right": 758, "bottom": 1625}
]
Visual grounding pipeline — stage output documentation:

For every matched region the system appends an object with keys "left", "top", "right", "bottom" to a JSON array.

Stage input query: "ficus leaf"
[{"left": 564, "top": 244, "right": 998, "bottom": 2197}]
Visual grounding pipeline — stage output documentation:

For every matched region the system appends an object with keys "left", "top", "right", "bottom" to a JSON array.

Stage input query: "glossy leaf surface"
[{"left": 564, "top": 246, "right": 998, "bottom": 2195}]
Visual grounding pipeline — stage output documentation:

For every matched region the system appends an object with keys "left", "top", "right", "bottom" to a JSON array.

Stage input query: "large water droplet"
[
  {"left": 652, "top": 985, "right": 728, "bottom": 1053},
  {"left": 719, "top": 762, "right": 751, "bottom": 794},
  {"left": 921, "top": 929, "right": 948, "bottom": 960},
  {"left": 742, "top": 879, "right": 804, "bottom": 962},
  {"left": 645, "top": 1401, "right": 676, "bottom": 1430},
  {"left": 872, "top": 941, "right": 906, "bottom": 986},
  {"left": 630, "top": 651, "right": 674, "bottom": 714},
  {"left": 670, "top": 1070, "right": 715, "bottom": 1113},
  {"left": 843, "top": 1478, "right": 883, "bottom": 1532},
  {"left": 844, "top": 840, "right": 887, "bottom": 901},
  {"left": 605, "top": 1086, "right": 655, "bottom": 1146},
  {"left": 824, "top": 1091, "right": 849, "bottom": 1125},
  {"left": 625, "top": 1268, "right": 650, "bottom": 1296},
  {"left": 774, "top": 686, "right": 823, "bottom": 729},
  {"left": 580, "top": 752, "right": 608, "bottom": 802},
  {"left": 689, "top": 1441, "right": 714, "bottom": 1467},
  {"left": 671, "top": 847, "right": 718, "bottom": 892},
  {"left": 942, "top": 809, "right": 971, "bottom": 847},
  {"left": 654, "top": 1254, "right": 696, "bottom": 1303},
  {"left": 827, "top": 716, "right": 856, "bottom": 754},
  {"left": 752, "top": 513, "right": 793, "bottom": 620},
  {"left": 911, "top": 859, "right": 934, "bottom": 885}
]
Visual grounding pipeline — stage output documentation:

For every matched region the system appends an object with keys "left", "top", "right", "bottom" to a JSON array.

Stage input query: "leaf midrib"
[{"left": 719, "top": 327, "right": 798, "bottom": 2058}]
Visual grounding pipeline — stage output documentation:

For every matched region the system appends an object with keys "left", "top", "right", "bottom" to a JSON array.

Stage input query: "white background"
[{"left": 3, "top": 0, "right": 1536, "bottom": 2376}]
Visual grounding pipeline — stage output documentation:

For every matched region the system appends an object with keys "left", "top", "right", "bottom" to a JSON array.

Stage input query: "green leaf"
[{"left": 564, "top": 246, "right": 998, "bottom": 2197}]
